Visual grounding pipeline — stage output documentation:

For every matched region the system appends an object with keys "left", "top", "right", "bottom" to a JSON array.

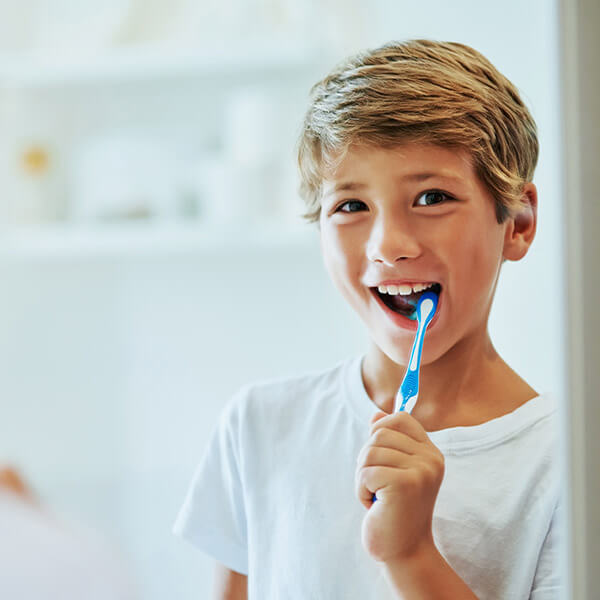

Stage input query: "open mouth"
[{"left": 372, "top": 282, "right": 442, "bottom": 321}]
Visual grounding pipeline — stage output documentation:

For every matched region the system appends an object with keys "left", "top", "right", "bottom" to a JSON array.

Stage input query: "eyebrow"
[
  {"left": 324, "top": 182, "right": 368, "bottom": 196},
  {"left": 324, "top": 172, "right": 463, "bottom": 196}
]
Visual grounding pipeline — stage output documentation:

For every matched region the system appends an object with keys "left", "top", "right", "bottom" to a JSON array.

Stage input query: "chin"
[
  {"left": 376, "top": 336, "right": 444, "bottom": 368},
  {"left": 374, "top": 338, "right": 413, "bottom": 367}
]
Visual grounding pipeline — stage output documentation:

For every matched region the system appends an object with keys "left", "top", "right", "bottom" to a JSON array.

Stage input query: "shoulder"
[
  {"left": 237, "top": 359, "right": 351, "bottom": 412},
  {"left": 517, "top": 392, "right": 561, "bottom": 444},
  {"left": 496, "top": 392, "right": 563, "bottom": 494},
  {"left": 223, "top": 358, "right": 356, "bottom": 431},
  {"left": 430, "top": 391, "right": 561, "bottom": 462}
]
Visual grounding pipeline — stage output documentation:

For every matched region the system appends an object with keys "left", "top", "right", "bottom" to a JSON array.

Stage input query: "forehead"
[{"left": 321, "top": 143, "right": 478, "bottom": 194}]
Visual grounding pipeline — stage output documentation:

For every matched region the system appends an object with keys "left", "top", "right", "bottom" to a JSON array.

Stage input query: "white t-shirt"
[{"left": 174, "top": 356, "right": 563, "bottom": 599}]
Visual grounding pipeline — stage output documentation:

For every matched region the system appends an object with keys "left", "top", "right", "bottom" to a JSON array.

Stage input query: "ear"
[{"left": 502, "top": 182, "right": 538, "bottom": 262}]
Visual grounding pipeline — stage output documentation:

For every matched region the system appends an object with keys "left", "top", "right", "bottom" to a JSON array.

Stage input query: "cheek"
[
  {"left": 320, "top": 227, "right": 362, "bottom": 294},
  {"left": 453, "top": 227, "right": 504, "bottom": 304}
]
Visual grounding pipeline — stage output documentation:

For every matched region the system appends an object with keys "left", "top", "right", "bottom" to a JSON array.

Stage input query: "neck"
[{"left": 361, "top": 326, "right": 536, "bottom": 431}]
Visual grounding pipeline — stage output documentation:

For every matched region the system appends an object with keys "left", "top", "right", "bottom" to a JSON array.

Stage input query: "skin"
[
  {"left": 214, "top": 142, "right": 537, "bottom": 598},
  {"left": 319, "top": 142, "right": 538, "bottom": 596},
  {"left": 213, "top": 565, "right": 247, "bottom": 600}
]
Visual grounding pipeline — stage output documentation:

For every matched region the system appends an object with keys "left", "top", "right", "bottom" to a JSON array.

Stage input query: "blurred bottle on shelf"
[{"left": 9, "top": 141, "right": 63, "bottom": 223}]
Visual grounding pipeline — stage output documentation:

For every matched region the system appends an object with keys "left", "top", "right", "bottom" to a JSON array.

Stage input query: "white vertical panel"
[{"left": 559, "top": 0, "right": 600, "bottom": 597}]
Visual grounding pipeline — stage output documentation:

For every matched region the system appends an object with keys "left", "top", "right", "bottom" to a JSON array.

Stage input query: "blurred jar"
[{"left": 7, "top": 141, "right": 62, "bottom": 224}]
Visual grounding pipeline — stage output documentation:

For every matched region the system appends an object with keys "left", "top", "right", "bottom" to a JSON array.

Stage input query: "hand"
[{"left": 355, "top": 411, "right": 445, "bottom": 563}]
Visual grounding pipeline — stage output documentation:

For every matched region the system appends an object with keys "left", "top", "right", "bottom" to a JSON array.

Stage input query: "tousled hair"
[{"left": 296, "top": 39, "right": 538, "bottom": 224}]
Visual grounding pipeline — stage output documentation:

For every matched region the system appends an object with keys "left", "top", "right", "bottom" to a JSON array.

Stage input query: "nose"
[{"left": 366, "top": 215, "right": 421, "bottom": 265}]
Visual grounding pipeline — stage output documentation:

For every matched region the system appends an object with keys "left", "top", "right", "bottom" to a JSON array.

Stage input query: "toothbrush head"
[{"left": 416, "top": 291, "right": 438, "bottom": 327}]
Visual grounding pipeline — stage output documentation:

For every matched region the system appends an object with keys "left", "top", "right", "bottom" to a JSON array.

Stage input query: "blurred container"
[
  {"left": 223, "top": 85, "right": 283, "bottom": 167},
  {"left": 8, "top": 141, "right": 63, "bottom": 224},
  {"left": 210, "top": 86, "right": 286, "bottom": 223}
]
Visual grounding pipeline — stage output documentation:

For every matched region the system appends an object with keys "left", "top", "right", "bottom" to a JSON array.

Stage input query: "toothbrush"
[
  {"left": 394, "top": 290, "right": 439, "bottom": 414},
  {"left": 371, "top": 290, "right": 438, "bottom": 503}
]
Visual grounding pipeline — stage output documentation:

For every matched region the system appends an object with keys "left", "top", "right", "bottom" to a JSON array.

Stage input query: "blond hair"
[{"left": 296, "top": 39, "right": 538, "bottom": 223}]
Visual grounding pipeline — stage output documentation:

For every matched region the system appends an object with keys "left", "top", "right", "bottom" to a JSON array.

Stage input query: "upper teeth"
[{"left": 377, "top": 282, "right": 436, "bottom": 296}]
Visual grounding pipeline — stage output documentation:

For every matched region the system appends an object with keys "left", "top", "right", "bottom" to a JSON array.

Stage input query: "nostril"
[{"left": 366, "top": 232, "right": 421, "bottom": 265}]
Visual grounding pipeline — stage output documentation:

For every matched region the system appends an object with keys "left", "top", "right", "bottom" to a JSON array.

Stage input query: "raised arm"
[
  {"left": 212, "top": 563, "right": 247, "bottom": 600},
  {"left": 356, "top": 411, "right": 478, "bottom": 599}
]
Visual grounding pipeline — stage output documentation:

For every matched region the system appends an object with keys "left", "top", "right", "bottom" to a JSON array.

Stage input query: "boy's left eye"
[{"left": 415, "top": 191, "right": 454, "bottom": 206}]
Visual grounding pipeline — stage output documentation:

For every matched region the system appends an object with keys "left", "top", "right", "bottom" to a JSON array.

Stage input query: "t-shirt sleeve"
[
  {"left": 173, "top": 390, "right": 248, "bottom": 575},
  {"left": 530, "top": 498, "right": 565, "bottom": 600}
]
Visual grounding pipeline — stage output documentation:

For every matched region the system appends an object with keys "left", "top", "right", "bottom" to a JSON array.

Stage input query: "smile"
[{"left": 371, "top": 282, "right": 443, "bottom": 321}]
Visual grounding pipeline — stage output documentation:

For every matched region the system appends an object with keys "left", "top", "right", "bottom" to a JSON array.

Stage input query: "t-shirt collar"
[{"left": 342, "top": 354, "right": 557, "bottom": 453}]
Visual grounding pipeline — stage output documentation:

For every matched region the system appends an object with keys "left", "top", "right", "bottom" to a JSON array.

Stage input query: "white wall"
[
  {"left": 0, "top": 245, "right": 369, "bottom": 598},
  {"left": 0, "top": 2, "right": 564, "bottom": 598}
]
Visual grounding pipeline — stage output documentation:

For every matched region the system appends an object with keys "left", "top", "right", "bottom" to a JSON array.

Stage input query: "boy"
[{"left": 174, "top": 40, "right": 561, "bottom": 599}]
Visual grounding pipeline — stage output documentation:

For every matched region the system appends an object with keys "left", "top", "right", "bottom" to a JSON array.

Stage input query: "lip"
[{"left": 370, "top": 286, "right": 443, "bottom": 332}]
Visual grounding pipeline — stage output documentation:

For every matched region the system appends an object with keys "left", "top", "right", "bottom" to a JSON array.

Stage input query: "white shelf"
[
  {"left": 0, "top": 220, "right": 318, "bottom": 260},
  {"left": 0, "top": 40, "right": 322, "bottom": 89}
]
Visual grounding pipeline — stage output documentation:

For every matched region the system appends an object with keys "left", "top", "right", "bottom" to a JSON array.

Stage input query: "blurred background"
[{"left": 0, "top": 0, "right": 564, "bottom": 598}]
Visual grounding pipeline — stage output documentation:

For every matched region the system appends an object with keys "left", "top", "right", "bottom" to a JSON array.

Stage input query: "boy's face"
[{"left": 319, "top": 143, "right": 518, "bottom": 366}]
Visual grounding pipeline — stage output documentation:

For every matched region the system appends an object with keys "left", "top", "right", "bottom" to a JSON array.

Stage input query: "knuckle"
[
  {"left": 437, "top": 454, "right": 445, "bottom": 472},
  {"left": 391, "top": 413, "right": 408, "bottom": 428},
  {"left": 372, "top": 428, "right": 387, "bottom": 444},
  {"left": 424, "top": 463, "right": 439, "bottom": 482},
  {"left": 364, "top": 447, "right": 379, "bottom": 465},
  {"left": 356, "top": 445, "right": 366, "bottom": 465},
  {"left": 432, "top": 452, "right": 445, "bottom": 475},
  {"left": 356, "top": 465, "right": 368, "bottom": 487},
  {"left": 396, "top": 411, "right": 414, "bottom": 424},
  {"left": 422, "top": 458, "right": 444, "bottom": 484}
]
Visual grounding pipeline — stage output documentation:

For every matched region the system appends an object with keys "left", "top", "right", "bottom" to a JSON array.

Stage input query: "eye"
[
  {"left": 415, "top": 190, "right": 455, "bottom": 207},
  {"left": 334, "top": 200, "right": 368, "bottom": 213}
]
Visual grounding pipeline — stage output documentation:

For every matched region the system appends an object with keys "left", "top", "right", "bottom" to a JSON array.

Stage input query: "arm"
[
  {"left": 212, "top": 563, "right": 247, "bottom": 600},
  {"left": 381, "top": 539, "right": 478, "bottom": 599},
  {"left": 356, "top": 411, "right": 478, "bottom": 599}
]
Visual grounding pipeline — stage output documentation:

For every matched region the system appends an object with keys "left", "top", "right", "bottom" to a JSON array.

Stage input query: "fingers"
[
  {"left": 358, "top": 445, "right": 414, "bottom": 470},
  {"left": 369, "top": 410, "right": 429, "bottom": 443},
  {"left": 356, "top": 428, "right": 420, "bottom": 467},
  {"left": 355, "top": 442, "right": 418, "bottom": 509},
  {"left": 356, "top": 412, "right": 443, "bottom": 510},
  {"left": 356, "top": 465, "right": 413, "bottom": 508}
]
